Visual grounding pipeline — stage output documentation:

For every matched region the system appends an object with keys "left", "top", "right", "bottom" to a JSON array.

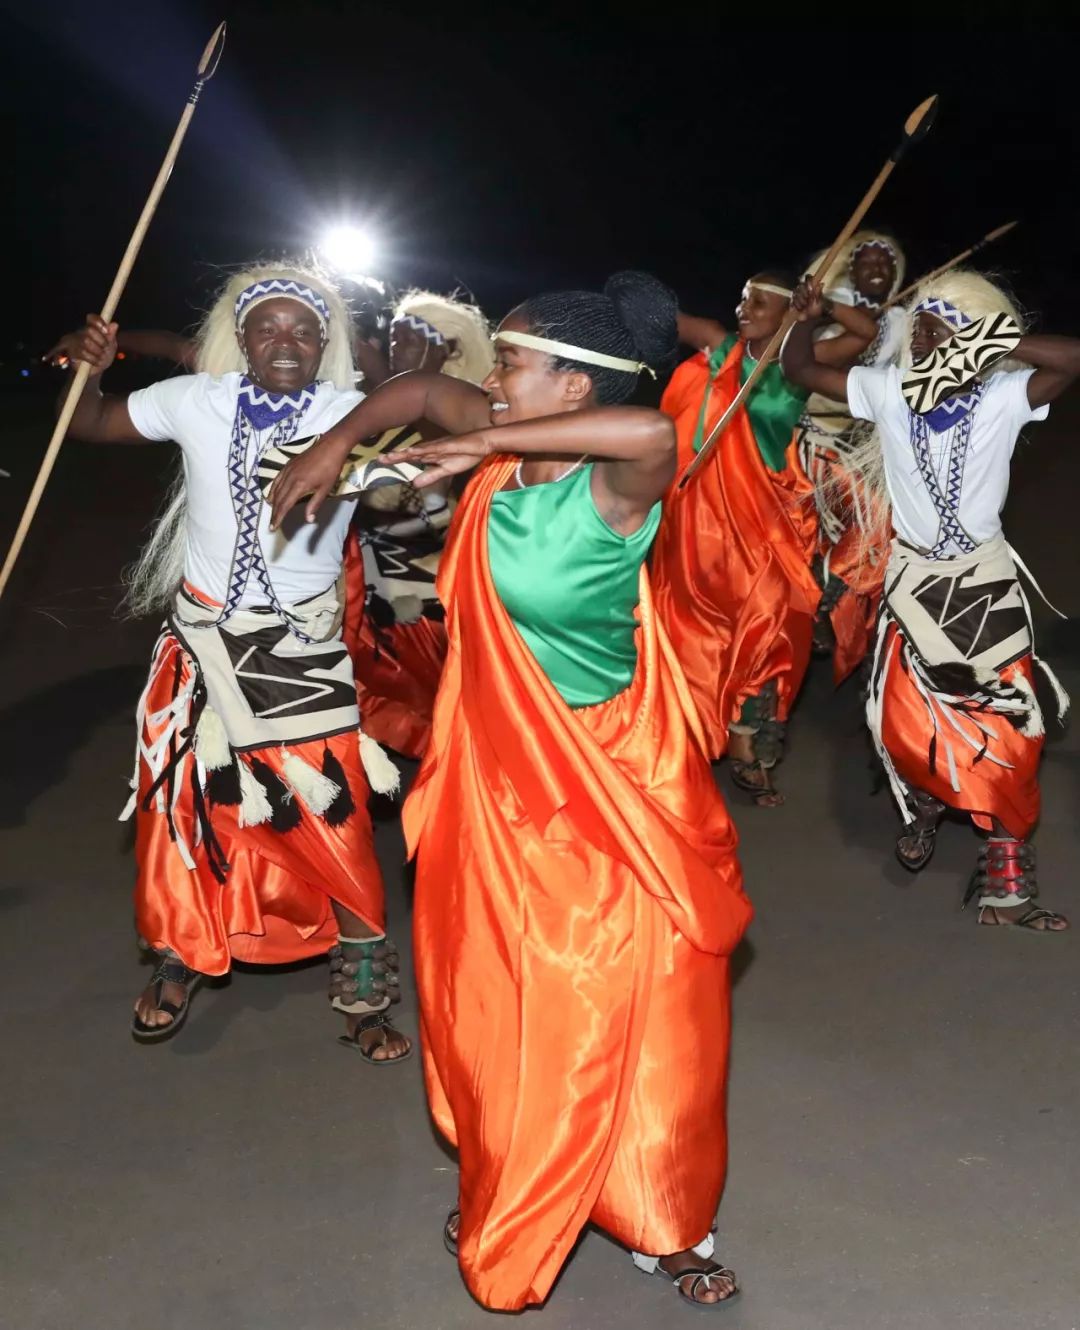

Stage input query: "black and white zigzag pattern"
[
  {"left": 255, "top": 426, "right": 423, "bottom": 499},
  {"left": 910, "top": 385, "right": 983, "bottom": 558},
  {"left": 901, "top": 313, "right": 1022, "bottom": 414}
]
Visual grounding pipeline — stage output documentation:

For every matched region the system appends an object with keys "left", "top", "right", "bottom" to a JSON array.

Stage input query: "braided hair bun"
[
  {"left": 603, "top": 271, "right": 678, "bottom": 373},
  {"left": 521, "top": 270, "right": 679, "bottom": 403}
]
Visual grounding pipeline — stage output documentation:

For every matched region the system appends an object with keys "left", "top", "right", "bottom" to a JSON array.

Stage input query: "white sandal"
[{"left": 631, "top": 1233, "right": 739, "bottom": 1308}]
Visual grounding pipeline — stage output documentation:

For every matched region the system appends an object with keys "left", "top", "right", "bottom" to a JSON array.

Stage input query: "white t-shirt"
[
  {"left": 127, "top": 372, "right": 363, "bottom": 607},
  {"left": 829, "top": 286, "right": 906, "bottom": 367},
  {"left": 847, "top": 365, "right": 1048, "bottom": 552}
]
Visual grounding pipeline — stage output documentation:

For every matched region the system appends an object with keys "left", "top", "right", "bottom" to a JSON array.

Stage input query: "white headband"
[
  {"left": 747, "top": 282, "right": 793, "bottom": 300},
  {"left": 493, "top": 330, "right": 656, "bottom": 379}
]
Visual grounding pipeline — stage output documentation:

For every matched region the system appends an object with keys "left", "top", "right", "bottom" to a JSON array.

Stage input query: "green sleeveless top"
[
  {"left": 692, "top": 333, "right": 808, "bottom": 471},
  {"left": 488, "top": 464, "right": 660, "bottom": 708}
]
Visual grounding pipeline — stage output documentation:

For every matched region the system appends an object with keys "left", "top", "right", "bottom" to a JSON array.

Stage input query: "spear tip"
[
  {"left": 986, "top": 220, "right": 1019, "bottom": 243},
  {"left": 904, "top": 93, "right": 939, "bottom": 139},
  {"left": 198, "top": 21, "right": 227, "bottom": 79}
]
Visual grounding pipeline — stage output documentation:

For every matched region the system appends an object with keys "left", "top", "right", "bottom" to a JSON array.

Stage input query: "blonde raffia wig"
[
  {"left": 124, "top": 262, "right": 356, "bottom": 618},
  {"left": 393, "top": 289, "right": 494, "bottom": 384},
  {"left": 194, "top": 261, "right": 356, "bottom": 389},
  {"left": 816, "top": 229, "right": 907, "bottom": 302},
  {"left": 897, "top": 267, "right": 1028, "bottom": 372}
]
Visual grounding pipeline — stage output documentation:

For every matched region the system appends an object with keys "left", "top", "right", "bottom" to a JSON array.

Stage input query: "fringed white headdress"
[
  {"left": 195, "top": 262, "right": 355, "bottom": 389},
  {"left": 392, "top": 289, "right": 494, "bottom": 385}
]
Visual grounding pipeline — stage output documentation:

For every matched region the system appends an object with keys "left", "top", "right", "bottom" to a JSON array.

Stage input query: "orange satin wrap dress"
[
  {"left": 651, "top": 338, "right": 820, "bottom": 758},
  {"left": 403, "top": 459, "right": 752, "bottom": 1310}
]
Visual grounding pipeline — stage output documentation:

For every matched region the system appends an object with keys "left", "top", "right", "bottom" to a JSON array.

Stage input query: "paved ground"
[{"left": 2, "top": 394, "right": 1078, "bottom": 1330}]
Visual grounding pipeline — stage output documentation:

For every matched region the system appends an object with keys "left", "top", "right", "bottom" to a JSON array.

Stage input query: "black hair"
[{"left": 520, "top": 270, "right": 678, "bottom": 403}]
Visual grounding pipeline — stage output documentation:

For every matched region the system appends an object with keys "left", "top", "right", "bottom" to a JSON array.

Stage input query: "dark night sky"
[{"left": 14, "top": 2, "right": 1080, "bottom": 353}]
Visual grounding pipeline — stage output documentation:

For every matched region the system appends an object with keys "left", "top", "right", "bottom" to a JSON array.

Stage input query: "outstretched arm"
[
  {"left": 394, "top": 407, "right": 676, "bottom": 533},
  {"left": 117, "top": 330, "right": 198, "bottom": 369},
  {"left": 55, "top": 315, "right": 148, "bottom": 444},
  {"left": 678, "top": 311, "right": 728, "bottom": 353},
  {"left": 46, "top": 327, "right": 196, "bottom": 371},
  {"left": 1017, "top": 335, "right": 1080, "bottom": 408},
  {"left": 781, "top": 279, "right": 852, "bottom": 401},
  {"left": 267, "top": 370, "right": 490, "bottom": 527}
]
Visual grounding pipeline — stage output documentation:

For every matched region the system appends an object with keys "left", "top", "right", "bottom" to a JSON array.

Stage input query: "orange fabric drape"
[
  {"left": 651, "top": 347, "right": 820, "bottom": 756},
  {"left": 878, "top": 625, "right": 1043, "bottom": 838},
  {"left": 403, "top": 458, "right": 751, "bottom": 1312},
  {"left": 135, "top": 634, "right": 385, "bottom": 976},
  {"left": 813, "top": 450, "right": 891, "bottom": 684},
  {"left": 342, "top": 536, "right": 446, "bottom": 758}
]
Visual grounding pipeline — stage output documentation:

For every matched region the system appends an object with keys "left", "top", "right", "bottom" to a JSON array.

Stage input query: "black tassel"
[
  {"left": 207, "top": 760, "right": 243, "bottom": 807},
  {"left": 249, "top": 756, "right": 302, "bottom": 832},
  {"left": 367, "top": 589, "right": 397, "bottom": 632},
  {"left": 190, "top": 760, "right": 230, "bottom": 884},
  {"left": 927, "top": 733, "right": 938, "bottom": 777},
  {"left": 321, "top": 744, "right": 356, "bottom": 827},
  {"left": 923, "top": 660, "right": 982, "bottom": 697}
]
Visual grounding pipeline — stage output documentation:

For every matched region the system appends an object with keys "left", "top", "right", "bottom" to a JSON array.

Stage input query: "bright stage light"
[{"left": 320, "top": 224, "right": 378, "bottom": 278}]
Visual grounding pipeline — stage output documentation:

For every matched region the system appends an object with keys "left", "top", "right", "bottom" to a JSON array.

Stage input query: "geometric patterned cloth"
[
  {"left": 909, "top": 382, "right": 985, "bottom": 558},
  {"left": 200, "top": 377, "right": 319, "bottom": 642}
]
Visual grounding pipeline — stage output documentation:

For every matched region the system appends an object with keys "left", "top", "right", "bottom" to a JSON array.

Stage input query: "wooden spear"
[
  {"left": 679, "top": 93, "right": 938, "bottom": 488},
  {"left": 0, "top": 21, "right": 226, "bottom": 599},
  {"left": 883, "top": 220, "right": 1018, "bottom": 309}
]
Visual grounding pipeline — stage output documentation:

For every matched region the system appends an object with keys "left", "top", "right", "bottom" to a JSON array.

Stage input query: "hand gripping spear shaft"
[
  {"left": 0, "top": 22, "right": 226, "bottom": 600},
  {"left": 679, "top": 93, "right": 938, "bottom": 489}
]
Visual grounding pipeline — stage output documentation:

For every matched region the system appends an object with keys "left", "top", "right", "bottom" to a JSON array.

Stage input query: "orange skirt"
[
  {"left": 653, "top": 450, "right": 819, "bottom": 755},
  {"left": 134, "top": 633, "right": 385, "bottom": 975},
  {"left": 404, "top": 458, "right": 751, "bottom": 1311},
  {"left": 878, "top": 625, "right": 1043, "bottom": 838},
  {"left": 814, "top": 451, "right": 890, "bottom": 684},
  {"left": 342, "top": 533, "right": 446, "bottom": 758}
]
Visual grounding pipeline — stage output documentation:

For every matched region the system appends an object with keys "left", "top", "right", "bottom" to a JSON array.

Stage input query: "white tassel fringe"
[
  {"left": 194, "top": 705, "right": 232, "bottom": 771},
  {"left": 360, "top": 732, "right": 400, "bottom": 796},
  {"left": 281, "top": 748, "right": 341, "bottom": 816},
  {"left": 238, "top": 759, "right": 273, "bottom": 827}
]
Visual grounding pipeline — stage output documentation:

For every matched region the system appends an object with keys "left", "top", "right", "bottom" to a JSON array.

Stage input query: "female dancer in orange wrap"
[
  {"left": 653, "top": 274, "right": 874, "bottom": 805},
  {"left": 269, "top": 272, "right": 753, "bottom": 1310}
]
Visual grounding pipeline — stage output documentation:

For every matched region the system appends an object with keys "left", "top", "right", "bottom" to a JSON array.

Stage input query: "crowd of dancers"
[{"left": 46, "top": 223, "right": 1080, "bottom": 1310}]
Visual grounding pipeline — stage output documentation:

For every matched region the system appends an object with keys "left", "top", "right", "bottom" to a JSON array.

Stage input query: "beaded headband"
[
  {"left": 234, "top": 279, "right": 331, "bottom": 333},
  {"left": 913, "top": 296, "right": 971, "bottom": 331},
  {"left": 391, "top": 313, "right": 447, "bottom": 348}
]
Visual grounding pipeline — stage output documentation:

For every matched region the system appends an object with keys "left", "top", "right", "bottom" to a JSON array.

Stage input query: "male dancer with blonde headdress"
[
  {"left": 56, "top": 263, "right": 417, "bottom": 1051},
  {"left": 784, "top": 267, "right": 1077, "bottom": 930}
]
